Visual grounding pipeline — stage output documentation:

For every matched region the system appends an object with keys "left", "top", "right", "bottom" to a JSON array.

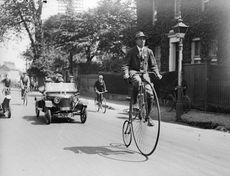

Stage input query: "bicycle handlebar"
[{"left": 97, "top": 90, "right": 108, "bottom": 94}]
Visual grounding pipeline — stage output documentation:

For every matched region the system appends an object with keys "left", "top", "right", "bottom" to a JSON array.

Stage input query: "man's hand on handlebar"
[
  {"left": 157, "top": 74, "right": 162, "bottom": 80},
  {"left": 123, "top": 73, "right": 129, "bottom": 80}
]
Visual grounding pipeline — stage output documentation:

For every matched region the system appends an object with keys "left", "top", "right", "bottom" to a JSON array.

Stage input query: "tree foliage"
[
  {"left": 0, "top": 0, "right": 45, "bottom": 60},
  {"left": 1, "top": 0, "right": 138, "bottom": 75},
  {"left": 41, "top": 0, "right": 137, "bottom": 73}
]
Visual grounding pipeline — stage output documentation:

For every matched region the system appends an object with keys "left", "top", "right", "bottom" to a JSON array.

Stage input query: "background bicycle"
[
  {"left": 153, "top": 71, "right": 191, "bottom": 113},
  {"left": 165, "top": 87, "right": 191, "bottom": 113},
  {"left": 94, "top": 90, "right": 108, "bottom": 113},
  {"left": 122, "top": 72, "right": 161, "bottom": 156}
]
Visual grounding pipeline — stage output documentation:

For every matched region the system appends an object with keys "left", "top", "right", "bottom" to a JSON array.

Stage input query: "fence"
[
  {"left": 78, "top": 66, "right": 230, "bottom": 112},
  {"left": 184, "top": 63, "right": 230, "bottom": 111},
  {"left": 78, "top": 73, "right": 130, "bottom": 100}
]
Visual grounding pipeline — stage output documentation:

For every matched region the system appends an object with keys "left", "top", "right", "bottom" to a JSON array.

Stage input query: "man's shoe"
[{"left": 147, "top": 118, "right": 154, "bottom": 127}]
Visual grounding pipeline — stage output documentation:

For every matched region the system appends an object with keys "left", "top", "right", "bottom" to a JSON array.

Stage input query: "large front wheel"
[{"left": 131, "top": 84, "right": 161, "bottom": 156}]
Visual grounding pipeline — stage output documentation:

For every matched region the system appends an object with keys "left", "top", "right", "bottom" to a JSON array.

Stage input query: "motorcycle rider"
[
  {"left": 0, "top": 73, "right": 11, "bottom": 117},
  {"left": 1, "top": 73, "right": 11, "bottom": 88}
]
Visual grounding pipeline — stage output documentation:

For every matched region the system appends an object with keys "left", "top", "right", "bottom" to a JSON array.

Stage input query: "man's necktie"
[{"left": 139, "top": 49, "right": 142, "bottom": 58}]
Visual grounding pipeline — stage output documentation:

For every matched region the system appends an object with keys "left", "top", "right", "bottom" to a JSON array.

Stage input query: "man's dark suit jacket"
[{"left": 123, "top": 46, "right": 159, "bottom": 77}]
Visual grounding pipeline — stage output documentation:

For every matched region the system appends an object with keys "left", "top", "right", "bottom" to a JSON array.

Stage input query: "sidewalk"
[
  {"left": 81, "top": 94, "right": 230, "bottom": 131},
  {"left": 29, "top": 91, "right": 230, "bottom": 132}
]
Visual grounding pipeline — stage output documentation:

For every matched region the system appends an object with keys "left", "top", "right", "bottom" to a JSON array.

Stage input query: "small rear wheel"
[
  {"left": 122, "top": 120, "right": 132, "bottom": 147},
  {"left": 80, "top": 107, "right": 87, "bottom": 123}
]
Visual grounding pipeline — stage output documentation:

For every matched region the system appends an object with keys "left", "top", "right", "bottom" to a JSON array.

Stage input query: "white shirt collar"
[{"left": 137, "top": 46, "right": 144, "bottom": 52}]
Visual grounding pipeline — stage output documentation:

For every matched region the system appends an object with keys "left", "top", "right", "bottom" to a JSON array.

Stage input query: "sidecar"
[{"left": 35, "top": 83, "right": 87, "bottom": 124}]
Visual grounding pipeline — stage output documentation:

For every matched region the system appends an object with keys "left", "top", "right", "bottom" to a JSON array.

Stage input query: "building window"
[
  {"left": 174, "top": 0, "right": 181, "bottom": 19},
  {"left": 202, "top": 0, "right": 210, "bottom": 11},
  {"left": 209, "top": 40, "right": 218, "bottom": 62},
  {"left": 191, "top": 38, "right": 201, "bottom": 64},
  {"left": 154, "top": 46, "right": 161, "bottom": 70},
  {"left": 194, "top": 40, "right": 201, "bottom": 57}
]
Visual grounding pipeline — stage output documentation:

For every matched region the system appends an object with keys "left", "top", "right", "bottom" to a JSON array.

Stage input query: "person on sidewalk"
[{"left": 122, "top": 31, "right": 162, "bottom": 126}]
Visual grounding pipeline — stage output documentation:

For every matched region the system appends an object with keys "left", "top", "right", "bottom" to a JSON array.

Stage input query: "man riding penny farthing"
[{"left": 122, "top": 31, "right": 162, "bottom": 156}]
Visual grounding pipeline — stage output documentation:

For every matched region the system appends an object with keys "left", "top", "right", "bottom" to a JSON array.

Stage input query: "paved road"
[{"left": 0, "top": 90, "right": 230, "bottom": 176}]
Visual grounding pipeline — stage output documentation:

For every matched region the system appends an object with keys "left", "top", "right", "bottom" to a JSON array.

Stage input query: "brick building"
[{"left": 136, "top": 0, "right": 230, "bottom": 110}]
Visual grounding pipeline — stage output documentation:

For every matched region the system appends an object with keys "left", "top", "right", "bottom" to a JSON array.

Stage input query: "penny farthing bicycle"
[{"left": 122, "top": 72, "right": 161, "bottom": 156}]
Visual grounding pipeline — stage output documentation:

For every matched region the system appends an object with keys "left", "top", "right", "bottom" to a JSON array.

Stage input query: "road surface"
[{"left": 0, "top": 90, "right": 230, "bottom": 176}]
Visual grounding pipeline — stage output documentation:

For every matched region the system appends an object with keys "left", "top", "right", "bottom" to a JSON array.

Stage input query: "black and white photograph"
[{"left": 0, "top": 0, "right": 230, "bottom": 175}]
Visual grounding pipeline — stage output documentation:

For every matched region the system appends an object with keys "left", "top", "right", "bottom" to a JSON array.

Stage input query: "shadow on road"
[
  {"left": 87, "top": 109, "right": 99, "bottom": 113},
  {"left": 64, "top": 143, "right": 148, "bottom": 162},
  {"left": 116, "top": 116, "right": 129, "bottom": 120},
  {"left": 23, "top": 116, "right": 82, "bottom": 125},
  {"left": 23, "top": 115, "right": 45, "bottom": 125},
  {"left": 0, "top": 115, "right": 10, "bottom": 119}
]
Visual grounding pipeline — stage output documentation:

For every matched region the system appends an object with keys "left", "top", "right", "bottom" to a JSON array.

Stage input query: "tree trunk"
[{"left": 69, "top": 51, "right": 73, "bottom": 75}]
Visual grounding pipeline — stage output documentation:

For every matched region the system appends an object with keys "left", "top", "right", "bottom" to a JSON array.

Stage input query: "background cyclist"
[
  {"left": 122, "top": 31, "right": 162, "bottom": 126},
  {"left": 20, "top": 72, "right": 30, "bottom": 100},
  {"left": 94, "top": 75, "right": 107, "bottom": 104}
]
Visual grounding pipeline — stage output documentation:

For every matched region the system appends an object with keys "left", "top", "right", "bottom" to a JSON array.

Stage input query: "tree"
[
  {"left": 95, "top": 0, "right": 137, "bottom": 55},
  {"left": 43, "top": 14, "right": 86, "bottom": 74},
  {"left": 0, "top": 0, "right": 46, "bottom": 60},
  {"left": 26, "top": 46, "right": 67, "bottom": 76},
  {"left": 38, "top": 0, "right": 137, "bottom": 74}
]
